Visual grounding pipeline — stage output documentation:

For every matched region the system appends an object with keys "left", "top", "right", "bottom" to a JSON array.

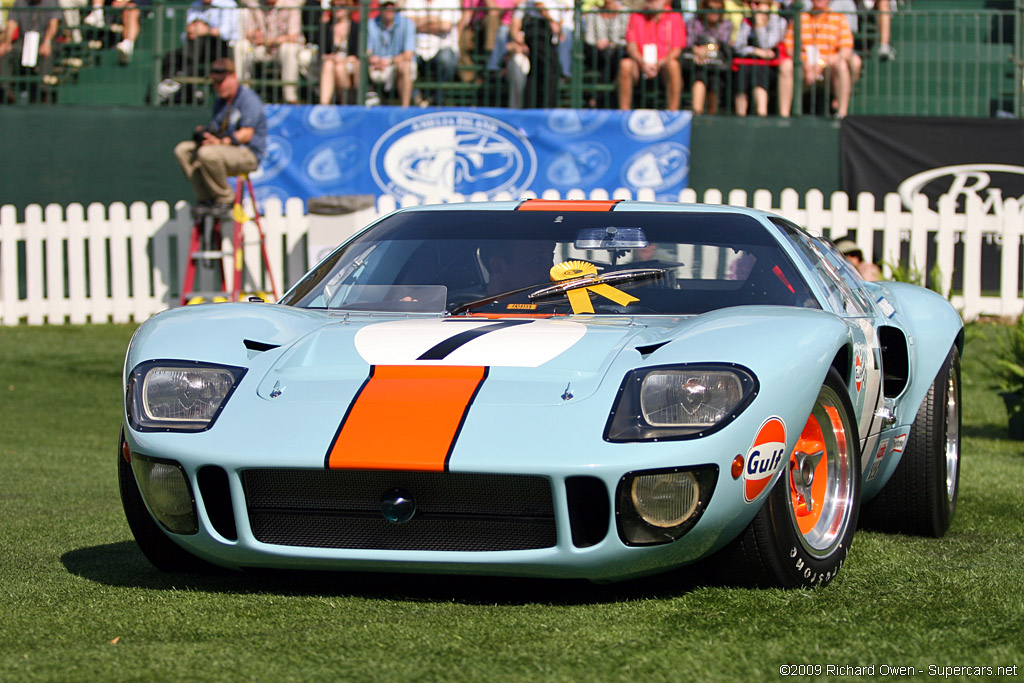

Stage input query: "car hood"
[{"left": 255, "top": 316, "right": 661, "bottom": 406}]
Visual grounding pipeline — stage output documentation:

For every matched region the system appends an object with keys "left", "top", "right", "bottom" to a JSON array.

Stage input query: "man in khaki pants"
[{"left": 174, "top": 57, "right": 267, "bottom": 220}]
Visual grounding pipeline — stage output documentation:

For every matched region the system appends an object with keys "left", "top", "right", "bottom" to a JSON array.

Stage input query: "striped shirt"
[{"left": 783, "top": 11, "right": 852, "bottom": 63}]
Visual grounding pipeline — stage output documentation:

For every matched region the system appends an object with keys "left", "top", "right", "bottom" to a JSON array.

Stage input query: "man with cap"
[
  {"left": 835, "top": 237, "right": 881, "bottom": 281},
  {"left": 173, "top": 57, "right": 268, "bottom": 220},
  {"left": 367, "top": 0, "right": 417, "bottom": 106}
]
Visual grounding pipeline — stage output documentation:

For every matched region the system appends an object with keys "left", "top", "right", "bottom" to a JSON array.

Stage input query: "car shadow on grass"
[{"left": 62, "top": 541, "right": 707, "bottom": 605}]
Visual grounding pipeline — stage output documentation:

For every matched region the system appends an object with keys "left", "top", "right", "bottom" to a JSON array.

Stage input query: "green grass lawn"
[{"left": 1, "top": 323, "right": 1022, "bottom": 681}]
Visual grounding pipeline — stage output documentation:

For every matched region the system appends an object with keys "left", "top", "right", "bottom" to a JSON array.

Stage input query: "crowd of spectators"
[{"left": 0, "top": 0, "right": 898, "bottom": 115}]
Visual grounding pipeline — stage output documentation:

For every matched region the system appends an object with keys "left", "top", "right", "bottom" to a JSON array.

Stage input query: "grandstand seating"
[{"left": 0, "top": 0, "right": 1018, "bottom": 117}]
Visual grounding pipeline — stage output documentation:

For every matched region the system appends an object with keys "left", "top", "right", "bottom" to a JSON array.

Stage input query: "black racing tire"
[
  {"left": 118, "top": 429, "right": 215, "bottom": 573},
  {"left": 711, "top": 368, "right": 861, "bottom": 589},
  {"left": 860, "top": 344, "right": 961, "bottom": 537}
]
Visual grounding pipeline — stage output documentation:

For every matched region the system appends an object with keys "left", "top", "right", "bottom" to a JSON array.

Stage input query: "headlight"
[
  {"left": 127, "top": 361, "right": 246, "bottom": 432},
  {"left": 605, "top": 364, "right": 757, "bottom": 442},
  {"left": 131, "top": 455, "right": 198, "bottom": 534},
  {"left": 616, "top": 466, "right": 718, "bottom": 546},
  {"left": 631, "top": 471, "right": 699, "bottom": 527}
]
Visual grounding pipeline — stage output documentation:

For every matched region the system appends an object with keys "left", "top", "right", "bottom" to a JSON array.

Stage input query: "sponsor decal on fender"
[
  {"left": 744, "top": 416, "right": 787, "bottom": 503},
  {"left": 876, "top": 296, "right": 896, "bottom": 319},
  {"left": 867, "top": 438, "right": 889, "bottom": 481},
  {"left": 855, "top": 354, "right": 864, "bottom": 392},
  {"left": 891, "top": 433, "right": 908, "bottom": 453}
]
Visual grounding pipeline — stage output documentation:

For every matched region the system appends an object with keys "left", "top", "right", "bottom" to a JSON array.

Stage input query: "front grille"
[{"left": 242, "top": 469, "right": 556, "bottom": 551}]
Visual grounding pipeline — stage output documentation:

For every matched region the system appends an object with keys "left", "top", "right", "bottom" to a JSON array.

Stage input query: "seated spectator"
[
  {"left": 506, "top": 0, "right": 564, "bottom": 109},
  {"left": 829, "top": 0, "right": 892, "bottom": 60},
  {"left": 405, "top": 0, "right": 460, "bottom": 105},
  {"left": 616, "top": 0, "right": 685, "bottom": 111},
  {"left": 0, "top": 0, "right": 60, "bottom": 103},
  {"left": 683, "top": 0, "right": 733, "bottom": 115},
  {"left": 731, "top": 0, "right": 784, "bottom": 116},
  {"left": 835, "top": 237, "right": 881, "bottom": 281},
  {"left": 58, "top": 0, "right": 106, "bottom": 44},
  {"left": 109, "top": 0, "right": 148, "bottom": 64},
  {"left": 548, "top": 0, "right": 572, "bottom": 79},
  {"left": 777, "top": 0, "right": 859, "bottom": 118},
  {"left": 483, "top": 0, "right": 518, "bottom": 77},
  {"left": 582, "top": 0, "right": 629, "bottom": 108},
  {"left": 157, "top": 0, "right": 240, "bottom": 104},
  {"left": 318, "top": 0, "right": 358, "bottom": 104},
  {"left": 66, "top": 0, "right": 138, "bottom": 60},
  {"left": 366, "top": 0, "right": 416, "bottom": 106},
  {"left": 239, "top": 0, "right": 305, "bottom": 103},
  {"left": 872, "top": 0, "right": 895, "bottom": 61},
  {"left": 67, "top": 0, "right": 142, "bottom": 62},
  {"left": 456, "top": 0, "right": 485, "bottom": 84}
]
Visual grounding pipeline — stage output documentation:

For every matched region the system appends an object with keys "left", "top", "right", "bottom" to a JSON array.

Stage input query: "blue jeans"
[
  {"left": 488, "top": 24, "right": 511, "bottom": 72},
  {"left": 417, "top": 48, "right": 458, "bottom": 103}
]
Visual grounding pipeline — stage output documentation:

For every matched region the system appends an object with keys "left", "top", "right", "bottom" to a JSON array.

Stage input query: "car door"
[{"left": 771, "top": 219, "right": 886, "bottom": 467}]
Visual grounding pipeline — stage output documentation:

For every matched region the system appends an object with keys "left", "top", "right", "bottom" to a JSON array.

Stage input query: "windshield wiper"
[
  {"left": 528, "top": 268, "right": 665, "bottom": 300},
  {"left": 448, "top": 281, "right": 554, "bottom": 316},
  {"left": 448, "top": 268, "right": 665, "bottom": 316}
]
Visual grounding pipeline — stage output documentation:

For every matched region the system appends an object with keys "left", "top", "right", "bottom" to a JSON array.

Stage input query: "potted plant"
[{"left": 996, "top": 315, "right": 1024, "bottom": 438}]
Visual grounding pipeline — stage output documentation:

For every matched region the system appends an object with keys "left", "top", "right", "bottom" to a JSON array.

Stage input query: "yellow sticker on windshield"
[{"left": 550, "top": 261, "right": 639, "bottom": 314}]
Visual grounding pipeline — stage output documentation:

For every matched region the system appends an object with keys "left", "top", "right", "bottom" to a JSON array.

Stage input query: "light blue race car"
[{"left": 119, "top": 199, "right": 963, "bottom": 588}]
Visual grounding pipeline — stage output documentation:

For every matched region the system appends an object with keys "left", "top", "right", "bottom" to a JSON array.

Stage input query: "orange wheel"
[
  {"left": 787, "top": 392, "right": 856, "bottom": 559},
  {"left": 713, "top": 368, "right": 861, "bottom": 588}
]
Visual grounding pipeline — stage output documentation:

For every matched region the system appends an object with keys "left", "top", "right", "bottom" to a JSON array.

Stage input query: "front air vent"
[
  {"left": 565, "top": 476, "right": 610, "bottom": 548},
  {"left": 197, "top": 466, "right": 237, "bottom": 540},
  {"left": 243, "top": 339, "right": 280, "bottom": 353},
  {"left": 636, "top": 342, "right": 668, "bottom": 358},
  {"left": 241, "top": 469, "right": 557, "bottom": 551}
]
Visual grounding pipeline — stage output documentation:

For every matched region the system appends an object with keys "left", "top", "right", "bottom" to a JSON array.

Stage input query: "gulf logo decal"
[
  {"left": 354, "top": 319, "right": 586, "bottom": 367},
  {"left": 744, "top": 417, "right": 787, "bottom": 503},
  {"left": 326, "top": 365, "right": 486, "bottom": 471}
]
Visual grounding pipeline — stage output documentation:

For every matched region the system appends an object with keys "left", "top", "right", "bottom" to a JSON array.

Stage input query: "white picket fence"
[{"left": 2, "top": 187, "right": 1023, "bottom": 326}]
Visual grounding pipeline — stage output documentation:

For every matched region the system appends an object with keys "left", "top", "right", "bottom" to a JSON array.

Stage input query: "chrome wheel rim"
[
  {"left": 944, "top": 367, "right": 960, "bottom": 504},
  {"left": 788, "top": 387, "right": 855, "bottom": 559}
]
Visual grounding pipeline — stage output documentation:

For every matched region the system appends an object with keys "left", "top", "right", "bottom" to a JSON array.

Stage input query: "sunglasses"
[{"left": 210, "top": 69, "right": 232, "bottom": 76}]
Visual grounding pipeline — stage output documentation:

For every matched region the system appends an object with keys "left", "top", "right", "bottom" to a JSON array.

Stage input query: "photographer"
[{"left": 173, "top": 57, "right": 267, "bottom": 220}]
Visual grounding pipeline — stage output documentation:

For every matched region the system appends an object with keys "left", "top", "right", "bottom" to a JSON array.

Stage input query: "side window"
[{"left": 771, "top": 219, "right": 871, "bottom": 318}]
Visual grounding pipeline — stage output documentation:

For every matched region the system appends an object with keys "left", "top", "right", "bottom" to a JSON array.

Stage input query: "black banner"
[
  {"left": 841, "top": 116, "right": 1024, "bottom": 210},
  {"left": 841, "top": 116, "right": 1024, "bottom": 294}
]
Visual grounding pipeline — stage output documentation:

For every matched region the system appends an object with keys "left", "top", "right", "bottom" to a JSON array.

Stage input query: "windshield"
[{"left": 281, "top": 209, "right": 820, "bottom": 316}]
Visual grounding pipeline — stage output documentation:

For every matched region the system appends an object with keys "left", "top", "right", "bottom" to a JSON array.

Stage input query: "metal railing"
[{"left": 0, "top": 2, "right": 1020, "bottom": 117}]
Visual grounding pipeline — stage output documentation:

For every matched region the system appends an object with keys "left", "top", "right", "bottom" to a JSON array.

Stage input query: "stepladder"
[{"left": 181, "top": 174, "right": 279, "bottom": 306}]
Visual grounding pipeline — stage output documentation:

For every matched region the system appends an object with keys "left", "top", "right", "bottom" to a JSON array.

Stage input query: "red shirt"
[{"left": 626, "top": 10, "right": 686, "bottom": 61}]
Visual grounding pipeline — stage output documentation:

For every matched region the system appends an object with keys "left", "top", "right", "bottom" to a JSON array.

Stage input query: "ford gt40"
[{"left": 119, "top": 199, "right": 963, "bottom": 588}]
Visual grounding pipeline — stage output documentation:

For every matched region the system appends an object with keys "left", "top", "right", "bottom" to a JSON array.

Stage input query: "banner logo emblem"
[
  {"left": 897, "top": 163, "right": 1024, "bottom": 211},
  {"left": 370, "top": 112, "right": 537, "bottom": 200}
]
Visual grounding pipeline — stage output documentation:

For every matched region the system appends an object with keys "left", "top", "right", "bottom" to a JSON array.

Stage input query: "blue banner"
[{"left": 251, "top": 105, "right": 692, "bottom": 205}]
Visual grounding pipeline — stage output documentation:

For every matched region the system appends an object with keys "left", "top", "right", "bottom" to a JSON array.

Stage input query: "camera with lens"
[{"left": 192, "top": 126, "right": 215, "bottom": 146}]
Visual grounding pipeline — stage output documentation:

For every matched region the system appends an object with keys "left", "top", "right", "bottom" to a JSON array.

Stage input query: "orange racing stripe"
[
  {"left": 515, "top": 199, "right": 620, "bottom": 212},
  {"left": 326, "top": 365, "right": 487, "bottom": 471}
]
